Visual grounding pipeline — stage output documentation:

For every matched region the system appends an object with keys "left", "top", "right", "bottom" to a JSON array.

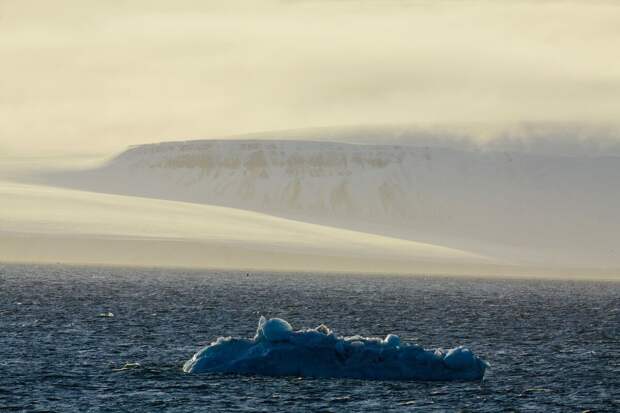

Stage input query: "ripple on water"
[{"left": 0, "top": 263, "right": 618, "bottom": 412}]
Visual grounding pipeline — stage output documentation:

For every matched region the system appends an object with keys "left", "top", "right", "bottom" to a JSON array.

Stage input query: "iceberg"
[{"left": 183, "top": 317, "right": 488, "bottom": 381}]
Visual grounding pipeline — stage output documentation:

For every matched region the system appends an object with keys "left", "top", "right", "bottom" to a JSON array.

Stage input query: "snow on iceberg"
[{"left": 183, "top": 317, "right": 488, "bottom": 381}]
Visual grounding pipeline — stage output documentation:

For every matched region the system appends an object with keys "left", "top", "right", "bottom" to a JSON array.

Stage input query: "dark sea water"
[{"left": 1, "top": 263, "right": 618, "bottom": 412}]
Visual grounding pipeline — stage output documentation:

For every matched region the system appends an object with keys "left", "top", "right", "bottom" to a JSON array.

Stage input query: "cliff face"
[
  {"left": 49, "top": 138, "right": 620, "bottom": 268},
  {"left": 107, "top": 140, "right": 415, "bottom": 218}
]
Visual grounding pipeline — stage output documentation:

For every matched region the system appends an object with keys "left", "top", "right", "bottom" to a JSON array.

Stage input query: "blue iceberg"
[{"left": 183, "top": 317, "right": 488, "bottom": 381}]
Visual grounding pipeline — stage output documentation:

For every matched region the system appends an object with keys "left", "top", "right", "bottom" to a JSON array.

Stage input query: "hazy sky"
[{"left": 1, "top": 0, "right": 619, "bottom": 156}]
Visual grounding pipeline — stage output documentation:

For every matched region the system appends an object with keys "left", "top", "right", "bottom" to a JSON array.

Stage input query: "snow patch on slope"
[{"left": 0, "top": 181, "right": 486, "bottom": 271}]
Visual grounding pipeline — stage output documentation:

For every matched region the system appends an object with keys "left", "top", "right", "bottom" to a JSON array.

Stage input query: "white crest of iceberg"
[
  {"left": 255, "top": 316, "right": 293, "bottom": 342},
  {"left": 183, "top": 317, "right": 488, "bottom": 381}
]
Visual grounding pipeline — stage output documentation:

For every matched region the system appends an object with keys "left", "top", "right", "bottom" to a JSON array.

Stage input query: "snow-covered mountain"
[{"left": 45, "top": 133, "right": 620, "bottom": 269}]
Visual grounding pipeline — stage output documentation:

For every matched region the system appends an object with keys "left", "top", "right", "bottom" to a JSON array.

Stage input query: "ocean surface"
[{"left": 1, "top": 263, "right": 618, "bottom": 412}]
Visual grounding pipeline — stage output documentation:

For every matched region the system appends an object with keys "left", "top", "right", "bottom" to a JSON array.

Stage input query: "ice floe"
[{"left": 183, "top": 317, "right": 488, "bottom": 381}]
